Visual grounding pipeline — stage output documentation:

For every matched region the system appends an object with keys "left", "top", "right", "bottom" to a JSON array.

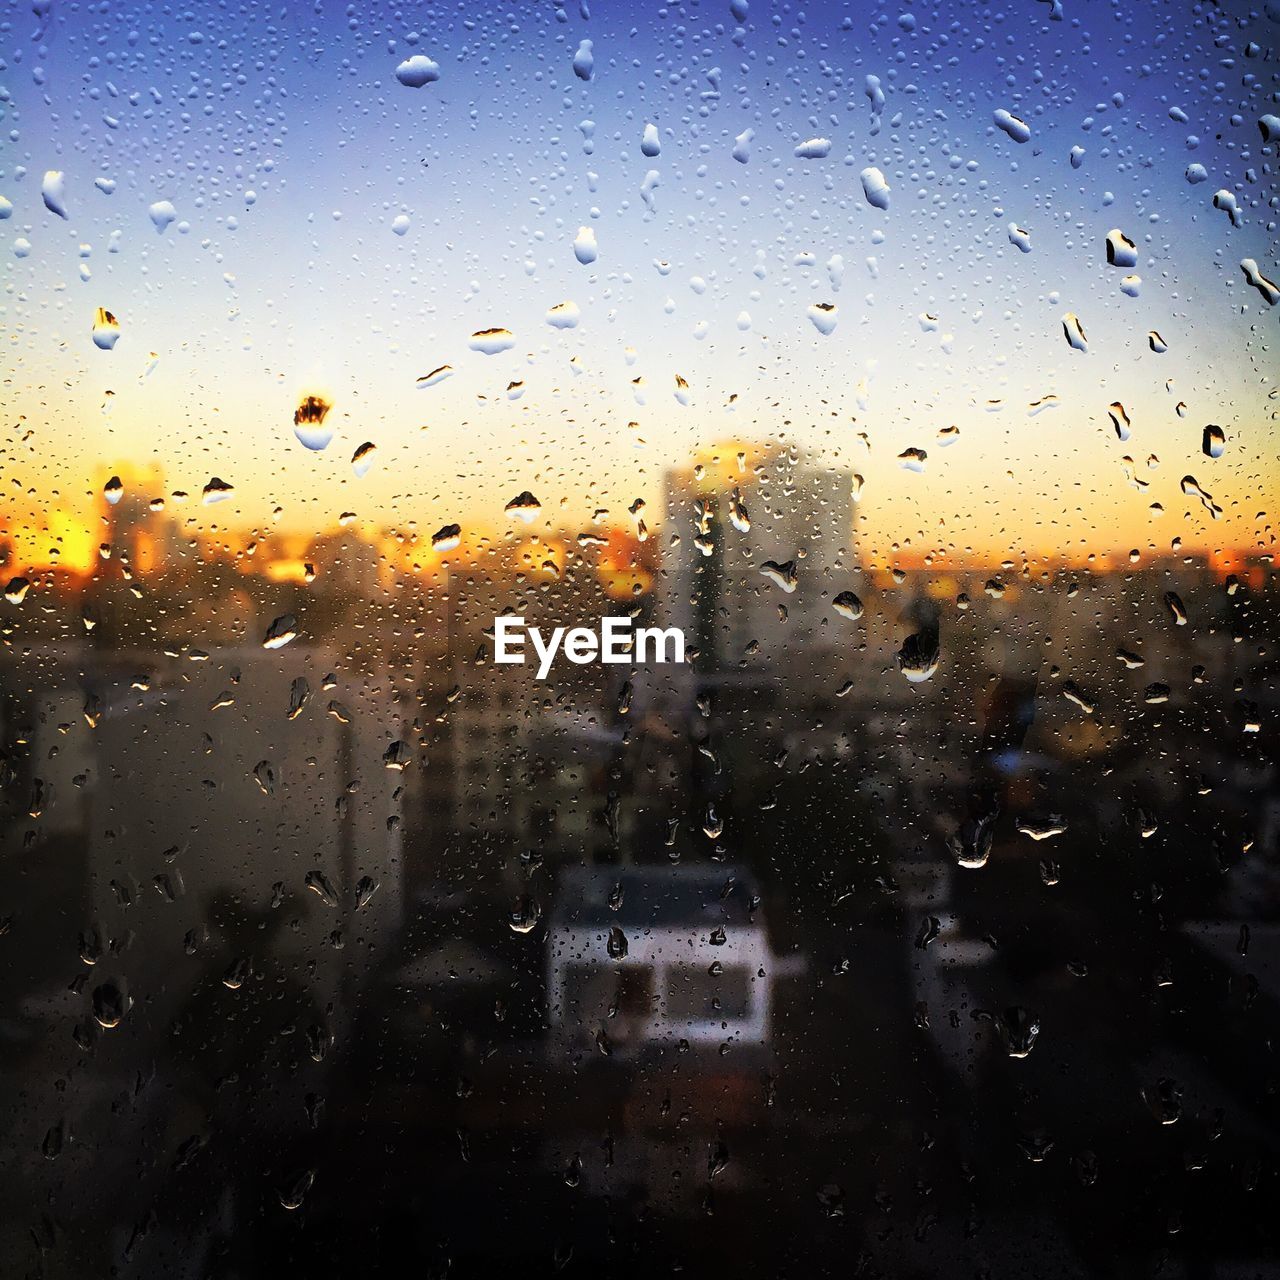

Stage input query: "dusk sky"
[{"left": 2, "top": 0, "right": 1277, "bottom": 569}]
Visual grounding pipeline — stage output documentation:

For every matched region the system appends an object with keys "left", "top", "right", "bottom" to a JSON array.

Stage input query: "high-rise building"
[
  {"left": 97, "top": 463, "right": 183, "bottom": 577},
  {"left": 657, "top": 441, "right": 859, "bottom": 680}
]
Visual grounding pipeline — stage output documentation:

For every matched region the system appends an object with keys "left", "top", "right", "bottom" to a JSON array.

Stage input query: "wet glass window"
[{"left": 1, "top": 0, "right": 1279, "bottom": 1275}]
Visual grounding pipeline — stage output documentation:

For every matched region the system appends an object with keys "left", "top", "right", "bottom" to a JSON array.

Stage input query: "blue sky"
[{"left": 1, "top": 0, "right": 1276, "bottom": 561}]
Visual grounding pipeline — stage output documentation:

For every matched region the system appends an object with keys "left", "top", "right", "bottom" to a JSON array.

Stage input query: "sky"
[{"left": 1, "top": 0, "right": 1277, "bottom": 570}]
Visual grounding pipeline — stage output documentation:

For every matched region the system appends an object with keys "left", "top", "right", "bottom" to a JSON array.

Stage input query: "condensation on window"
[{"left": 0, "top": 0, "right": 1278, "bottom": 1274}]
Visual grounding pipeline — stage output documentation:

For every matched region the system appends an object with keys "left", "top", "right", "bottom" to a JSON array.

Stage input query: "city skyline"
[
  {"left": 2, "top": 2, "right": 1278, "bottom": 1275},
  {"left": 1, "top": 445, "right": 1269, "bottom": 591},
  {"left": 2, "top": 0, "right": 1276, "bottom": 570}
]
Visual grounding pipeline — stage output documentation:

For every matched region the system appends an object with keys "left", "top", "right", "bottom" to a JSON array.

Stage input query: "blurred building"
[
  {"left": 441, "top": 532, "right": 660, "bottom": 879},
  {"left": 658, "top": 441, "right": 859, "bottom": 678},
  {"left": 98, "top": 463, "right": 185, "bottom": 577}
]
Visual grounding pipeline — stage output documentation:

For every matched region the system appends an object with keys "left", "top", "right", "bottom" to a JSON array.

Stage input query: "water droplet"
[
  {"left": 807, "top": 302, "right": 838, "bottom": 335},
  {"left": 262, "top": 614, "right": 298, "bottom": 649},
  {"left": 1181, "top": 474, "right": 1222, "bottom": 519},
  {"left": 351, "top": 441, "right": 376, "bottom": 477},
  {"left": 92, "top": 980, "right": 131, "bottom": 1029},
  {"left": 759, "top": 560, "right": 797, "bottom": 593},
  {"left": 546, "top": 300, "right": 581, "bottom": 329},
  {"left": 572, "top": 225, "right": 598, "bottom": 265},
  {"left": 994, "top": 1006, "right": 1040, "bottom": 1058},
  {"left": 993, "top": 109, "right": 1031, "bottom": 143},
  {"left": 509, "top": 895, "right": 541, "bottom": 935},
  {"left": 469, "top": 327, "right": 515, "bottom": 355},
  {"left": 304, "top": 870, "right": 337, "bottom": 906},
  {"left": 292, "top": 393, "right": 334, "bottom": 450},
  {"left": 794, "top": 137, "right": 832, "bottom": 159},
  {"left": 1108, "top": 402, "right": 1131, "bottom": 441},
  {"left": 859, "top": 166, "right": 890, "bottom": 210},
  {"left": 252, "top": 752, "right": 275, "bottom": 793},
  {"left": 898, "top": 630, "right": 939, "bottom": 683},
  {"left": 915, "top": 916, "right": 940, "bottom": 949},
  {"left": 1202, "top": 425, "right": 1225, "bottom": 458},
  {"left": 949, "top": 812, "right": 995, "bottom": 869},
  {"left": 1007, "top": 223, "right": 1032, "bottom": 253},
  {"left": 278, "top": 1169, "right": 315, "bottom": 1211},
  {"left": 832, "top": 591, "right": 864, "bottom": 621},
  {"left": 432, "top": 523, "right": 461, "bottom": 552},
  {"left": 148, "top": 200, "right": 177, "bottom": 233},
  {"left": 1240, "top": 258, "right": 1279, "bottom": 306},
  {"left": 42, "top": 1121, "right": 65, "bottom": 1161},
  {"left": 201, "top": 477, "right": 235, "bottom": 504},
  {"left": 1143, "top": 1078, "right": 1182, "bottom": 1126},
  {"left": 287, "top": 678, "right": 310, "bottom": 721},
  {"left": 1062, "top": 313, "right": 1088, "bottom": 352},
  {"left": 1065, "top": 681, "right": 1097, "bottom": 715},
  {"left": 1016, "top": 815, "right": 1067, "bottom": 841},
  {"left": 41, "top": 170, "right": 68, "bottom": 219},
  {"left": 416, "top": 364, "right": 454, "bottom": 388},
  {"left": 395, "top": 55, "right": 440, "bottom": 88},
  {"left": 1213, "top": 190, "right": 1242, "bottom": 227},
  {"left": 505, "top": 491, "right": 541, "bottom": 522},
  {"left": 92, "top": 307, "right": 120, "bottom": 350}
]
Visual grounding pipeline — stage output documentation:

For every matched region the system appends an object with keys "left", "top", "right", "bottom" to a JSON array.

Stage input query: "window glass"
[{"left": 2, "top": 0, "right": 1278, "bottom": 1274}]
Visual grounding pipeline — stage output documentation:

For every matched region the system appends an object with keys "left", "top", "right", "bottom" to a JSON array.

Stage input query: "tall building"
[
  {"left": 98, "top": 463, "right": 183, "bottom": 577},
  {"left": 441, "top": 534, "right": 656, "bottom": 876},
  {"left": 657, "top": 441, "right": 859, "bottom": 680}
]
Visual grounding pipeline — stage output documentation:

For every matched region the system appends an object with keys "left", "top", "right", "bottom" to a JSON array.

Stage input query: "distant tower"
[
  {"left": 658, "top": 441, "right": 858, "bottom": 677},
  {"left": 99, "top": 462, "right": 177, "bottom": 576}
]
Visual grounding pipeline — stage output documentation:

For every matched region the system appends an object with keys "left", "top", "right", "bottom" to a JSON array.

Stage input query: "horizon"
[{"left": 2, "top": 0, "right": 1276, "bottom": 574}]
